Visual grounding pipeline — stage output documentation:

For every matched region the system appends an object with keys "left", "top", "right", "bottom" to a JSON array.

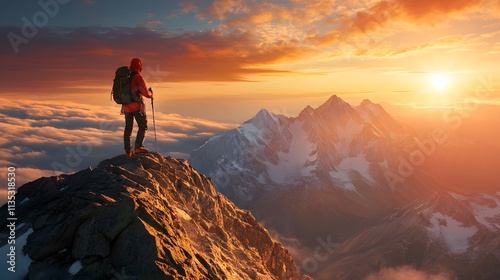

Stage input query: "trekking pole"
[{"left": 149, "top": 88, "right": 158, "bottom": 153}]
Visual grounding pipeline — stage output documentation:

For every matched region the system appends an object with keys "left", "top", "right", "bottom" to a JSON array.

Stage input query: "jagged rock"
[
  {"left": 110, "top": 219, "right": 165, "bottom": 279},
  {"left": 0, "top": 153, "right": 310, "bottom": 280},
  {"left": 72, "top": 218, "right": 110, "bottom": 260}
]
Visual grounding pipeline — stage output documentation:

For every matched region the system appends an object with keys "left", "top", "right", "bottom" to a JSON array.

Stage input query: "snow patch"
[
  {"left": 449, "top": 192, "right": 468, "bottom": 200},
  {"left": 335, "top": 118, "right": 364, "bottom": 155},
  {"left": 68, "top": 261, "right": 83, "bottom": 275},
  {"left": 15, "top": 223, "right": 26, "bottom": 230},
  {"left": 230, "top": 161, "right": 252, "bottom": 173},
  {"left": 256, "top": 173, "right": 267, "bottom": 184},
  {"left": 469, "top": 194, "right": 500, "bottom": 232},
  {"left": 266, "top": 121, "right": 316, "bottom": 184},
  {"left": 239, "top": 123, "right": 264, "bottom": 145},
  {"left": 329, "top": 153, "right": 374, "bottom": 191},
  {"left": 449, "top": 192, "right": 500, "bottom": 232},
  {"left": 426, "top": 212, "right": 477, "bottom": 254},
  {"left": 0, "top": 228, "right": 34, "bottom": 280}
]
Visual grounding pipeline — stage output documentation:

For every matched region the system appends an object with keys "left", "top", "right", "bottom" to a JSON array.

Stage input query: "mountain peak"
[
  {"left": 315, "top": 94, "right": 354, "bottom": 117},
  {"left": 357, "top": 99, "right": 388, "bottom": 119},
  {"left": 325, "top": 94, "right": 348, "bottom": 106},
  {"left": 256, "top": 108, "right": 273, "bottom": 118},
  {"left": 298, "top": 105, "right": 315, "bottom": 119},
  {"left": 1, "top": 153, "right": 309, "bottom": 280},
  {"left": 244, "top": 108, "right": 282, "bottom": 129},
  {"left": 360, "top": 99, "right": 376, "bottom": 106},
  {"left": 325, "top": 95, "right": 351, "bottom": 108}
]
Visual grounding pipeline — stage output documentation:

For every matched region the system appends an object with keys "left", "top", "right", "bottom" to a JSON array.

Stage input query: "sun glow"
[{"left": 430, "top": 73, "right": 451, "bottom": 93}]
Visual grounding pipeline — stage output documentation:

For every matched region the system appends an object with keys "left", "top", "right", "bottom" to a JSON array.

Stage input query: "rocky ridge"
[{"left": 0, "top": 153, "right": 309, "bottom": 280}]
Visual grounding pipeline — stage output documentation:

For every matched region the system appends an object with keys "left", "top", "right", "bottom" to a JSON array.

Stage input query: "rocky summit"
[{"left": 0, "top": 153, "right": 310, "bottom": 280}]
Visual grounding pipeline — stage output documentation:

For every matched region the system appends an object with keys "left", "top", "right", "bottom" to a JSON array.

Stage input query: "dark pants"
[{"left": 124, "top": 110, "right": 148, "bottom": 152}]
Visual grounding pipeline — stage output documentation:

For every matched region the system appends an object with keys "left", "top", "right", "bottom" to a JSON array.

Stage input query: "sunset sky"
[{"left": 1, "top": 0, "right": 499, "bottom": 194}]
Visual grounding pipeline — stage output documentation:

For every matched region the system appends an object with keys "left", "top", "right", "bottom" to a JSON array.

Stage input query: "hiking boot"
[
  {"left": 125, "top": 150, "right": 134, "bottom": 157},
  {"left": 134, "top": 145, "right": 149, "bottom": 153}
]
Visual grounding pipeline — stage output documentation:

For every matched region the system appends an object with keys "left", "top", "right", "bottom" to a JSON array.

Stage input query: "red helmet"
[{"left": 130, "top": 58, "right": 143, "bottom": 73}]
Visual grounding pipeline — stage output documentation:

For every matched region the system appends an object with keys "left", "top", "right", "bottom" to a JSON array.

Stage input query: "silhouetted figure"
[{"left": 123, "top": 58, "right": 153, "bottom": 157}]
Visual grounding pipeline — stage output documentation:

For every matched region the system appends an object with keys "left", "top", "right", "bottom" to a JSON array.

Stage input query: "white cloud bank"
[{"left": 0, "top": 98, "right": 237, "bottom": 205}]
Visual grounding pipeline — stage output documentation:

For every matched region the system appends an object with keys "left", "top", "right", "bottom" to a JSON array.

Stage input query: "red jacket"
[{"left": 122, "top": 58, "right": 152, "bottom": 113}]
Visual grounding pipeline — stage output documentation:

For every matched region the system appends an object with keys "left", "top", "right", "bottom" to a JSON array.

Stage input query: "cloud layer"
[
  {"left": 0, "top": 98, "right": 236, "bottom": 205},
  {"left": 365, "top": 266, "right": 451, "bottom": 280}
]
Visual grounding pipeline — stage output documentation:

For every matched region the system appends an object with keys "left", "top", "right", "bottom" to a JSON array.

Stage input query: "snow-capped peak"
[
  {"left": 243, "top": 108, "right": 281, "bottom": 129},
  {"left": 188, "top": 95, "right": 500, "bottom": 280}
]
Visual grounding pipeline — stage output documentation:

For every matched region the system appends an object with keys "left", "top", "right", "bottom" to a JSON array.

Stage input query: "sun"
[{"left": 430, "top": 73, "right": 451, "bottom": 92}]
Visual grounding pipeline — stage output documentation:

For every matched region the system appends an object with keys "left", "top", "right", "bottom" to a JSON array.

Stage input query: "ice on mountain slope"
[
  {"left": 451, "top": 192, "right": 500, "bottom": 232},
  {"left": 469, "top": 194, "right": 500, "bottom": 232},
  {"left": 265, "top": 120, "right": 317, "bottom": 184},
  {"left": 189, "top": 96, "right": 500, "bottom": 280},
  {"left": 0, "top": 227, "right": 33, "bottom": 280},
  {"left": 190, "top": 96, "right": 412, "bottom": 194},
  {"left": 329, "top": 153, "right": 374, "bottom": 191},
  {"left": 246, "top": 108, "right": 281, "bottom": 129},
  {"left": 238, "top": 123, "right": 265, "bottom": 145},
  {"left": 426, "top": 212, "right": 478, "bottom": 254},
  {"left": 68, "top": 261, "right": 83, "bottom": 275},
  {"left": 334, "top": 118, "right": 364, "bottom": 156}
]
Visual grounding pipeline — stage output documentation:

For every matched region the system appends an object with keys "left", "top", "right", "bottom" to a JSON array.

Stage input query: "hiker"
[{"left": 123, "top": 57, "right": 153, "bottom": 157}]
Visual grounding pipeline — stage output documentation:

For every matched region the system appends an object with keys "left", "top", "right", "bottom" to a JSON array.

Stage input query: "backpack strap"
[{"left": 130, "top": 72, "right": 139, "bottom": 95}]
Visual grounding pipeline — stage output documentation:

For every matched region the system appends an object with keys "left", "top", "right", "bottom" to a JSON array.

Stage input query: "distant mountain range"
[{"left": 190, "top": 95, "right": 500, "bottom": 279}]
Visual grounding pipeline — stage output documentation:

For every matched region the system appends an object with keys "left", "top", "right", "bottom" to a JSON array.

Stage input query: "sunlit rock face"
[{"left": 0, "top": 153, "right": 310, "bottom": 280}]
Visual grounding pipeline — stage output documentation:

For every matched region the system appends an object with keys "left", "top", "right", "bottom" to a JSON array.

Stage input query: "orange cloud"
[
  {"left": 396, "top": 0, "right": 482, "bottom": 21},
  {"left": 0, "top": 0, "right": 496, "bottom": 95},
  {"left": 365, "top": 266, "right": 451, "bottom": 280},
  {"left": 305, "top": 0, "right": 486, "bottom": 47},
  {"left": 142, "top": 20, "right": 162, "bottom": 27},
  {"left": 0, "top": 25, "right": 304, "bottom": 93}
]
